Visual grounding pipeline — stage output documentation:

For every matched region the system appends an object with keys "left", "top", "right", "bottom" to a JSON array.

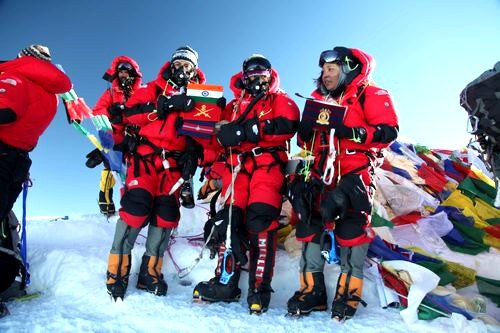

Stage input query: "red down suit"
[
  {"left": 297, "top": 48, "right": 399, "bottom": 246},
  {"left": 119, "top": 61, "right": 206, "bottom": 229},
  {"left": 219, "top": 68, "right": 300, "bottom": 288}
]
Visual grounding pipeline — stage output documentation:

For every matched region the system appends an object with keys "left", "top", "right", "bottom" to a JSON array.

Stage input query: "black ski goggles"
[
  {"left": 117, "top": 62, "right": 133, "bottom": 71},
  {"left": 318, "top": 50, "right": 341, "bottom": 67}
]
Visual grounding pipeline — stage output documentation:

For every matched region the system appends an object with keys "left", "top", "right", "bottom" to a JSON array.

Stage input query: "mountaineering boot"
[
  {"left": 287, "top": 272, "right": 327, "bottom": 316},
  {"left": 331, "top": 274, "right": 367, "bottom": 321},
  {"left": 180, "top": 180, "right": 195, "bottom": 209},
  {"left": 331, "top": 273, "right": 349, "bottom": 321},
  {"left": 99, "top": 190, "right": 116, "bottom": 216},
  {"left": 0, "top": 302, "right": 9, "bottom": 318},
  {"left": 343, "top": 276, "right": 367, "bottom": 320},
  {"left": 193, "top": 270, "right": 241, "bottom": 302},
  {"left": 247, "top": 284, "right": 273, "bottom": 315},
  {"left": 136, "top": 255, "right": 168, "bottom": 296},
  {"left": 106, "top": 254, "right": 131, "bottom": 301}
]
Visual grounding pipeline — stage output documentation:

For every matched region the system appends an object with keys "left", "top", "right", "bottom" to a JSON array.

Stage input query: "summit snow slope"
[{"left": 0, "top": 205, "right": 498, "bottom": 333}]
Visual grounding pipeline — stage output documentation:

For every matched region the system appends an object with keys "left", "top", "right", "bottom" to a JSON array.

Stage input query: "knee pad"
[
  {"left": 153, "top": 195, "right": 180, "bottom": 228},
  {"left": 295, "top": 215, "right": 323, "bottom": 243},
  {"left": 120, "top": 188, "right": 153, "bottom": 228},
  {"left": 246, "top": 203, "right": 280, "bottom": 234},
  {"left": 335, "top": 214, "right": 366, "bottom": 241}
]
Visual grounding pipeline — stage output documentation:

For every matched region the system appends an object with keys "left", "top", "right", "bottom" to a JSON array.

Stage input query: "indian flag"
[{"left": 187, "top": 83, "right": 224, "bottom": 104}]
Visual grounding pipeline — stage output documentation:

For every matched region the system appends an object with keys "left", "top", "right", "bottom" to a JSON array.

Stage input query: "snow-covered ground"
[{"left": 0, "top": 204, "right": 499, "bottom": 333}]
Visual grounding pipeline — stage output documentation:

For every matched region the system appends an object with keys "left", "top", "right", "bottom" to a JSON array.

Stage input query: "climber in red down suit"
[
  {"left": 193, "top": 54, "right": 300, "bottom": 314},
  {"left": 105, "top": 46, "right": 205, "bottom": 300},
  {"left": 287, "top": 46, "right": 398, "bottom": 321}
]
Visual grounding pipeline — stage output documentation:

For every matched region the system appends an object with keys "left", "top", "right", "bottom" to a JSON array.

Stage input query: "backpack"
[
  {"left": 460, "top": 61, "right": 500, "bottom": 147},
  {"left": 0, "top": 211, "right": 27, "bottom": 301}
]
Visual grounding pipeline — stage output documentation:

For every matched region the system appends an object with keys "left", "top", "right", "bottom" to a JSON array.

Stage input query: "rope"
[{"left": 226, "top": 147, "right": 236, "bottom": 250}]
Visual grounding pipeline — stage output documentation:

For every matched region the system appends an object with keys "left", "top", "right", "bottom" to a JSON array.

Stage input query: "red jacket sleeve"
[
  {"left": 92, "top": 90, "right": 113, "bottom": 117},
  {"left": 362, "top": 86, "right": 399, "bottom": 147},
  {"left": 124, "top": 82, "right": 158, "bottom": 127},
  {"left": 260, "top": 92, "right": 300, "bottom": 145}
]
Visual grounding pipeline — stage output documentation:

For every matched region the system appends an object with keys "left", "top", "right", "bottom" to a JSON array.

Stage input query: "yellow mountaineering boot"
[
  {"left": 287, "top": 272, "right": 328, "bottom": 316},
  {"left": 136, "top": 255, "right": 168, "bottom": 296},
  {"left": 106, "top": 253, "right": 131, "bottom": 301}
]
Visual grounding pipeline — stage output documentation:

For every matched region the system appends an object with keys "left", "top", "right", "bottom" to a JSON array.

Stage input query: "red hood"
[
  {"left": 229, "top": 68, "right": 281, "bottom": 98},
  {"left": 0, "top": 57, "right": 71, "bottom": 94},
  {"left": 103, "top": 55, "right": 143, "bottom": 91},
  {"left": 155, "top": 61, "right": 206, "bottom": 91},
  {"left": 349, "top": 48, "right": 375, "bottom": 88}
]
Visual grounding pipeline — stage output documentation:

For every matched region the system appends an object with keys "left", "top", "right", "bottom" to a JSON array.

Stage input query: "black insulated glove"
[
  {"left": 297, "top": 118, "right": 314, "bottom": 142},
  {"left": 320, "top": 173, "right": 370, "bottom": 221},
  {"left": 85, "top": 148, "right": 104, "bottom": 168},
  {"left": 108, "top": 103, "right": 124, "bottom": 117},
  {"left": 205, "top": 207, "right": 247, "bottom": 266},
  {"left": 217, "top": 97, "right": 227, "bottom": 109},
  {"left": 242, "top": 118, "right": 260, "bottom": 143},
  {"left": 320, "top": 187, "right": 348, "bottom": 221},
  {"left": 287, "top": 177, "right": 322, "bottom": 224},
  {"left": 211, "top": 214, "right": 229, "bottom": 245},
  {"left": 108, "top": 103, "right": 124, "bottom": 124},
  {"left": 157, "top": 94, "right": 195, "bottom": 119},
  {"left": 217, "top": 122, "right": 246, "bottom": 147},
  {"left": 335, "top": 124, "right": 367, "bottom": 143}
]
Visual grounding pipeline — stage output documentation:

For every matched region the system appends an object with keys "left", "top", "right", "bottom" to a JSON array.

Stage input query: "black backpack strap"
[{"left": 357, "top": 84, "right": 367, "bottom": 110}]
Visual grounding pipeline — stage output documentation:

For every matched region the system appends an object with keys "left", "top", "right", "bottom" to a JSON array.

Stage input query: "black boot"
[
  {"left": 0, "top": 302, "right": 9, "bottom": 318},
  {"left": 247, "top": 284, "right": 273, "bottom": 314},
  {"left": 287, "top": 272, "right": 327, "bottom": 315},
  {"left": 137, "top": 255, "right": 168, "bottom": 296},
  {"left": 193, "top": 270, "right": 241, "bottom": 302},
  {"left": 106, "top": 254, "right": 131, "bottom": 301},
  {"left": 99, "top": 190, "right": 116, "bottom": 217}
]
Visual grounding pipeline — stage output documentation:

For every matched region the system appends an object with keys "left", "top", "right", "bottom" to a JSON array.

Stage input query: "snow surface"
[{"left": 1, "top": 204, "right": 499, "bottom": 333}]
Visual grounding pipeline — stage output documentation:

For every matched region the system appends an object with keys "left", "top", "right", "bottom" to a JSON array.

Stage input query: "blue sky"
[{"left": 1, "top": 0, "right": 499, "bottom": 217}]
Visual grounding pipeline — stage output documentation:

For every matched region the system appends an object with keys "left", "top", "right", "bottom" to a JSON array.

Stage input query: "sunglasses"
[
  {"left": 117, "top": 62, "right": 133, "bottom": 71},
  {"left": 318, "top": 50, "right": 341, "bottom": 67}
]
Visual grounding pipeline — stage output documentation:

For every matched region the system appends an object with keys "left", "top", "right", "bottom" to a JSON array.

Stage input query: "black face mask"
[
  {"left": 119, "top": 76, "right": 134, "bottom": 87},
  {"left": 244, "top": 76, "right": 270, "bottom": 96},
  {"left": 171, "top": 66, "right": 191, "bottom": 88}
]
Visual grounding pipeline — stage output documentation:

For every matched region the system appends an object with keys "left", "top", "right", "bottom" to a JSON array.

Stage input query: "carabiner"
[
  {"left": 321, "top": 128, "right": 336, "bottom": 185},
  {"left": 322, "top": 157, "right": 335, "bottom": 185},
  {"left": 320, "top": 229, "right": 339, "bottom": 264}
]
